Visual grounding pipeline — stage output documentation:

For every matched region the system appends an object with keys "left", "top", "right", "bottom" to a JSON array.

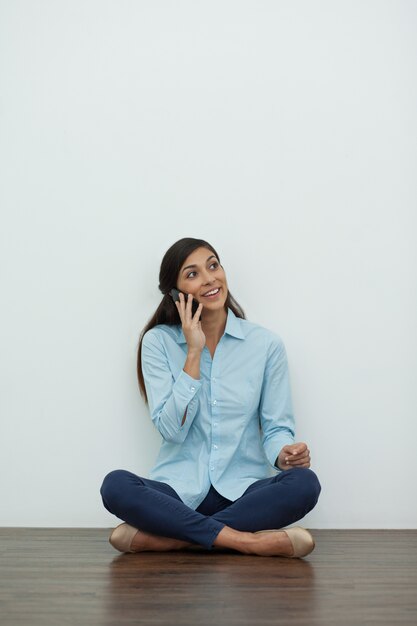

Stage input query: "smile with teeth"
[{"left": 202, "top": 287, "right": 221, "bottom": 298}]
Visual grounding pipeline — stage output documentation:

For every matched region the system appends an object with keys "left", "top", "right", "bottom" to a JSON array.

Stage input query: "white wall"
[{"left": 1, "top": 0, "right": 416, "bottom": 529}]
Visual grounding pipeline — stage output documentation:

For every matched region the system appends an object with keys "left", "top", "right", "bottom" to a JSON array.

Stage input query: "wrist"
[
  {"left": 184, "top": 349, "right": 201, "bottom": 380},
  {"left": 187, "top": 348, "right": 203, "bottom": 357}
]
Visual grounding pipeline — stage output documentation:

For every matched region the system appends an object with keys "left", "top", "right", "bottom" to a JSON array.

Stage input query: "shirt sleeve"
[
  {"left": 141, "top": 329, "right": 203, "bottom": 443},
  {"left": 258, "top": 334, "right": 296, "bottom": 470}
]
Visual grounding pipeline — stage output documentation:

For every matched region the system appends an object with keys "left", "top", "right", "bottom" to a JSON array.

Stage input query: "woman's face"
[{"left": 176, "top": 247, "right": 228, "bottom": 310}]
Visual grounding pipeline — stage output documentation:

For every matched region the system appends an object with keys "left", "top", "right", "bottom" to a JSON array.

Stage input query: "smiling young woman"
[{"left": 100, "top": 237, "right": 321, "bottom": 558}]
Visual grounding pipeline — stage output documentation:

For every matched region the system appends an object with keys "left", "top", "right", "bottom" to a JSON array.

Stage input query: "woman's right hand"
[{"left": 175, "top": 292, "right": 206, "bottom": 353}]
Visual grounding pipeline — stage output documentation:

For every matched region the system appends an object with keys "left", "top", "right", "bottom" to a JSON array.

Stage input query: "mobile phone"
[{"left": 170, "top": 288, "right": 200, "bottom": 316}]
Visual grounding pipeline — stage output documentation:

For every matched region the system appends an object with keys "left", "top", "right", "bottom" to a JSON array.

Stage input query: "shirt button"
[
  {"left": 210, "top": 466, "right": 214, "bottom": 471},
  {"left": 212, "top": 377, "right": 216, "bottom": 382},
  {"left": 213, "top": 444, "right": 218, "bottom": 449},
  {"left": 190, "top": 386, "right": 195, "bottom": 391},
  {"left": 213, "top": 400, "right": 217, "bottom": 405},
  {"left": 213, "top": 422, "right": 217, "bottom": 427}
]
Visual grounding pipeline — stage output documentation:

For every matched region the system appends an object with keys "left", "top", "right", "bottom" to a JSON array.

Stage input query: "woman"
[{"left": 100, "top": 237, "right": 321, "bottom": 558}]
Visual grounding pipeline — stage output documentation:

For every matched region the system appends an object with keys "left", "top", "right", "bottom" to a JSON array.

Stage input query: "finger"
[
  {"left": 283, "top": 444, "right": 300, "bottom": 456},
  {"left": 285, "top": 449, "right": 309, "bottom": 461},
  {"left": 284, "top": 463, "right": 311, "bottom": 469},
  {"left": 193, "top": 302, "right": 203, "bottom": 320},
  {"left": 286, "top": 456, "right": 310, "bottom": 466},
  {"left": 185, "top": 293, "right": 193, "bottom": 318},
  {"left": 290, "top": 442, "right": 307, "bottom": 455},
  {"left": 176, "top": 294, "right": 184, "bottom": 310},
  {"left": 287, "top": 454, "right": 310, "bottom": 465},
  {"left": 179, "top": 292, "right": 188, "bottom": 317},
  {"left": 175, "top": 296, "right": 184, "bottom": 321}
]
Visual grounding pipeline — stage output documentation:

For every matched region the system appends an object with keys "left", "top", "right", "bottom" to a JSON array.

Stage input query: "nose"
[{"left": 202, "top": 271, "right": 215, "bottom": 284}]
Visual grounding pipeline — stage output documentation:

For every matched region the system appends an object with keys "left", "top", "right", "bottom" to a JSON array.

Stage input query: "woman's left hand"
[{"left": 277, "top": 442, "right": 311, "bottom": 470}]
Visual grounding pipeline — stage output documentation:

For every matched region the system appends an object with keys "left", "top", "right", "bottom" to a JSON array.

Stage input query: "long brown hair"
[{"left": 137, "top": 237, "right": 246, "bottom": 404}]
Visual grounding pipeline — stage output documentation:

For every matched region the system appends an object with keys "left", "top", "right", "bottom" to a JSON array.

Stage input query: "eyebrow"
[{"left": 182, "top": 255, "right": 217, "bottom": 274}]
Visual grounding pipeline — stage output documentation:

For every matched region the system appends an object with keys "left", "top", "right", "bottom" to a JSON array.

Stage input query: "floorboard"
[{"left": 1, "top": 529, "right": 416, "bottom": 625}]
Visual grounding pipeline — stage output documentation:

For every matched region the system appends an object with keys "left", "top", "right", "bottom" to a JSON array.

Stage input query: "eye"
[{"left": 187, "top": 262, "right": 219, "bottom": 279}]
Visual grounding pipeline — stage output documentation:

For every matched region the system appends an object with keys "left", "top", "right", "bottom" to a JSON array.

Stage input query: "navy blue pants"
[{"left": 100, "top": 467, "right": 321, "bottom": 550}]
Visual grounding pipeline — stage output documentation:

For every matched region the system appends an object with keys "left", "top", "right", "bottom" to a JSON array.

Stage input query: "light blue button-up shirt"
[{"left": 141, "top": 307, "right": 296, "bottom": 510}]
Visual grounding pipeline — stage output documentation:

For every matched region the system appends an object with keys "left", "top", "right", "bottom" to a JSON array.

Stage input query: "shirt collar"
[{"left": 175, "top": 307, "right": 245, "bottom": 344}]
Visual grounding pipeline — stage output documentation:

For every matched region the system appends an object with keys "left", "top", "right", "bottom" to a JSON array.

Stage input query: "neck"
[{"left": 201, "top": 306, "right": 228, "bottom": 344}]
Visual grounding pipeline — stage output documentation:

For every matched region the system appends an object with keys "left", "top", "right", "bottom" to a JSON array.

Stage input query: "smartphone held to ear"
[{"left": 170, "top": 288, "right": 200, "bottom": 316}]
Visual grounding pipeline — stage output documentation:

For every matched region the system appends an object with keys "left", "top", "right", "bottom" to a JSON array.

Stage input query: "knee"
[
  {"left": 100, "top": 469, "right": 130, "bottom": 505},
  {"left": 291, "top": 467, "right": 322, "bottom": 508}
]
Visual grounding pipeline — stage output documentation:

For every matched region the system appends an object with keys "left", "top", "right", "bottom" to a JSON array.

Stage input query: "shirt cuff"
[
  {"left": 172, "top": 368, "right": 203, "bottom": 403},
  {"left": 263, "top": 435, "right": 295, "bottom": 470}
]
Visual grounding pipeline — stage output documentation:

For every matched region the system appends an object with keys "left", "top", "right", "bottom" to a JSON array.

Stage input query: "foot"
[
  {"left": 240, "top": 530, "right": 295, "bottom": 557},
  {"left": 130, "top": 529, "right": 195, "bottom": 552}
]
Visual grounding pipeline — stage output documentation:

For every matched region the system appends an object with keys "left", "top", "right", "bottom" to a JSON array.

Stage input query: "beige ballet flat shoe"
[
  {"left": 109, "top": 522, "right": 139, "bottom": 553},
  {"left": 254, "top": 526, "right": 315, "bottom": 558}
]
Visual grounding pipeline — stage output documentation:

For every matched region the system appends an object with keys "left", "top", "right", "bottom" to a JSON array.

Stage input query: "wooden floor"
[{"left": 1, "top": 529, "right": 416, "bottom": 625}]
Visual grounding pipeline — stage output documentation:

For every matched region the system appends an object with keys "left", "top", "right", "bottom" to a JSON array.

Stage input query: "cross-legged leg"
[
  {"left": 207, "top": 467, "right": 321, "bottom": 555},
  {"left": 211, "top": 467, "right": 321, "bottom": 532},
  {"left": 100, "top": 469, "right": 227, "bottom": 550}
]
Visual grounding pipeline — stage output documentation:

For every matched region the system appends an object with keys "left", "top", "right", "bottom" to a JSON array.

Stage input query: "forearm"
[{"left": 181, "top": 349, "right": 202, "bottom": 425}]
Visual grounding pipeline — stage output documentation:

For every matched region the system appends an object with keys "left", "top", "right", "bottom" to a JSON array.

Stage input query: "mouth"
[{"left": 201, "top": 287, "right": 221, "bottom": 299}]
